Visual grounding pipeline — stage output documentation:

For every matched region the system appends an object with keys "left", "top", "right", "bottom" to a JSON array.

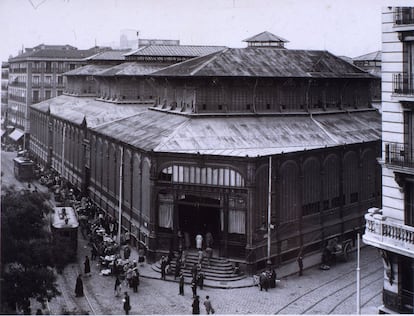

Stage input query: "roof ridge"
[{"left": 190, "top": 49, "right": 228, "bottom": 76}]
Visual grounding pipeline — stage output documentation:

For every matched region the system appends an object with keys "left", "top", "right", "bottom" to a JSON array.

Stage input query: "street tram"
[
  {"left": 12, "top": 156, "right": 34, "bottom": 181},
  {"left": 51, "top": 207, "right": 79, "bottom": 265}
]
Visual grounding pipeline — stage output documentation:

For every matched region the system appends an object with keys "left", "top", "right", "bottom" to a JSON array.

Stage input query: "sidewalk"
[{"left": 125, "top": 245, "right": 324, "bottom": 289}]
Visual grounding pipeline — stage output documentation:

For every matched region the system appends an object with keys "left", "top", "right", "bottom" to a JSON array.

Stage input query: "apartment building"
[
  {"left": 363, "top": 7, "right": 414, "bottom": 314},
  {"left": 1, "top": 62, "right": 9, "bottom": 142},
  {"left": 7, "top": 44, "right": 104, "bottom": 147}
]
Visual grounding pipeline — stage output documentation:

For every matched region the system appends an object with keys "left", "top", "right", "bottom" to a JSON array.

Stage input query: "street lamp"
[{"left": 117, "top": 146, "right": 124, "bottom": 245}]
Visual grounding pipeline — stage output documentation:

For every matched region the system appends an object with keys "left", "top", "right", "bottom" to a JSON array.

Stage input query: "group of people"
[
  {"left": 258, "top": 268, "right": 278, "bottom": 292},
  {"left": 192, "top": 295, "right": 215, "bottom": 315}
]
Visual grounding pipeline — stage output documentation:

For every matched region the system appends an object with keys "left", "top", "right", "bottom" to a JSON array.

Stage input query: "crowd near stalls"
[{"left": 34, "top": 165, "right": 145, "bottom": 285}]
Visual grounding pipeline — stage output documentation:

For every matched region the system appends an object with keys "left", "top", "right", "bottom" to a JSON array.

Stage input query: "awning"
[{"left": 8, "top": 129, "right": 24, "bottom": 142}]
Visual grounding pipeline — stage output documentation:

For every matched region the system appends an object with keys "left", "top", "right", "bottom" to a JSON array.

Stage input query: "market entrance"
[{"left": 177, "top": 195, "right": 221, "bottom": 249}]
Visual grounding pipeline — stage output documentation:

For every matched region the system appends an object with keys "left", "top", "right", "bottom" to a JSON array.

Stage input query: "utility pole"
[
  {"left": 61, "top": 125, "right": 66, "bottom": 178},
  {"left": 267, "top": 156, "right": 272, "bottom": 265},
  {"left": 356, "top": 233, "right": 361, "bottom": 314}
]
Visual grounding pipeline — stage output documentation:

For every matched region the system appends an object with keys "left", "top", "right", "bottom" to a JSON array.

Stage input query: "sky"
[{"left": 0, "top": 0, "right": 413, "bottom": 63}]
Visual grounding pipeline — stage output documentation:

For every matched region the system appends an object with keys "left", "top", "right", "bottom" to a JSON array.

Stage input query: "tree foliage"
[{"left": 1, "top": 187, "right": 60, "bottom": 313}]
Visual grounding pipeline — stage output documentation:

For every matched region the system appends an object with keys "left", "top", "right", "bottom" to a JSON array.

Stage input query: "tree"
[{"left": 1, "top": 186, "right": 60, "bottom": 313}]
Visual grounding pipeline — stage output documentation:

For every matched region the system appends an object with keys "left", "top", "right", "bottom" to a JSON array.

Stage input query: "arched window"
[
  {"left": 280, "top": 161, "right": 300, "bottom": 223},
  {"left": 158, "top": 164, "right": 245, "bottom": 188},
  {"left": 361, "top": 149, "right": 376, "bottom": 200},
  {"left": 322, "top": 154, "right": 340, "bottom": 210},
  {"left": 302, "top": 157, "right": 321, "bottom": 216},
  {"left": 343, "top": 151, "right": 359, "bottom": 204}
]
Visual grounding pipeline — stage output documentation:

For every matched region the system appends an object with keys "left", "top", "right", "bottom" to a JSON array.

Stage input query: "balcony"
[
  {"left": 385, "top": 142, "right": 414, "bottom": 173},
  {"left": 363, "top": 208, "right": 414, "bottom": 258},
  {"left": 394, "top": 7, "right": 414, "bottom": 26},
  {"left": 392, "top": 73, "right": 414, "bottom": 101}
]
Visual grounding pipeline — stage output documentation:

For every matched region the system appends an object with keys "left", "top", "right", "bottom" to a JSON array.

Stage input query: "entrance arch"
[{"left": 177, "top": 194, "right": 221, "bottom": 249}]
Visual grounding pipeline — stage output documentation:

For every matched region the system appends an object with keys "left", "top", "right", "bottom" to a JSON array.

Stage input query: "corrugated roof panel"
[
  {"left": 30, "top": 95, "right": 146, "bottom": 127},
  {"left": 91, "top": 109, "right": 380, "bottom": 157},
  {"left": 96, "top": 62, "right": 166, "bottom": 76},
  {"left": 126, "top": 45, "right": 226, "bottom": 57}
]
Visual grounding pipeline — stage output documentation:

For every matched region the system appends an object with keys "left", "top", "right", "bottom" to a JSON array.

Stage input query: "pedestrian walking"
[
  {"left": 131, "top": 270, "right": 139, "bottom": 293},
  {"left": 123, "top": 292, "right": 131, "bottom": 315},
  {"left": 205, "top": 247, "right": 213, "bottom": 267},
  {"left": 191, "top": 263, "right": 198, "bottom": 280},
  {"left": 203, "top": 295, "right": 215, "bottom": 314},
  {"left": 192, "top": 295, "right": 200, "bottom": 314},
  {"left": 84, "top": 255, "right": 91, "bottom": 276},
  {"left": 179, "top": 273, "right": 185, "bottom": 296},
  {"left": 297, "top": 254, "right": 304, "bottom": 276},
  {"left": 75, "top": 274, "right": 84, "bottom": 297},
  {"left": 197, "top": 272, "right": 204, "bottom": 290},
  {"left": 114, "top": 276, "right": 122, "bottom": 297},
  {"left": 91, "top": 245, "right": 97, "bottom": 261}
]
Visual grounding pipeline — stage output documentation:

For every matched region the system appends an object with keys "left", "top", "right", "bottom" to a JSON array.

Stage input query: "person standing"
[
  {"left": 179, "top": 273, "right": 185, "bottom": 296},
  {"left": 84, "top": 256, "right": 91, "bottom": 277},
  {"left": 123, "top": 292, "right": 131, "bottom": 315},
  {"left": 191, "top": 279, "right": 197, "bottom": 298},
  {"left": 205, "top": 231, "right": 213, "bottom": 248},
  {"left": 203, "top": 295, "right": 215, "bottom": 314},
  {"left": 114, "top": 276, "right": 122, "bottom": 297},
  {"left": 75, "top": 274, "right": 84, "bottom": 297},
  {"left": 297, "top": 255, "right": 304, "bottom": 276},
  {"left": 195, "top": 234, "right": 203, "bottom": 250},
  {"left": 160, "top": 256, "right": 167, "bottom": 280},
  {"left": 174, "top": 258, "right": 182, "bottom": 280},
  {"left": 192, "top": 295, "right": 200, "bottom": 314}
]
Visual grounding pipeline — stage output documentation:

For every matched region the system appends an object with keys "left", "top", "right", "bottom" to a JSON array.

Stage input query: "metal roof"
[
  {"left": 85, "top": 49, "right": 131, "bottom": 61},
  {"left": 243, "top": 31, "right": 289, "bottom": 43},
  {"left": 95, "top": 62, "right": 166, "bottom": 76},
  {"left": 353, "top": 51, "right": 381, "bottom": 62},
  {"left": 64, "top": 64, "right": 111, "bottom": 76},
  {"left": 125, "top": 45, "right": 226, "bottom": 57},
  {"left": 151, "top": 48, "right": 374, "bottom": 79},
  {"left": 30, "top": 95, "right": 146, "bottom": 127},
  {"left": 9, "top": 47, "right": 102, "bottom": 62},
  {"left": 92, "top": 109, "right": 381, "bottom": 157}
]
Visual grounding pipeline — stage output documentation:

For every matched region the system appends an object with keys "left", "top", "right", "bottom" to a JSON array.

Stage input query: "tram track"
[{"left": 274, "top": 258, "right": 382, "bottom": 314}]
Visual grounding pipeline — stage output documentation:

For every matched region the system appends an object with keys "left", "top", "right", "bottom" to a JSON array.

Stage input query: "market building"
[
  {"left": 363, "top": 7, "right": 414, "bottom": 314},
  {"left": 29, "top": 32, "right": 381, "bottom": 272}
]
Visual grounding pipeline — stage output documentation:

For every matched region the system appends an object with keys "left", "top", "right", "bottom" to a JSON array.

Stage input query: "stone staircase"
[{"left": 152, "top": 250, "right": 246, "bottom": 282}]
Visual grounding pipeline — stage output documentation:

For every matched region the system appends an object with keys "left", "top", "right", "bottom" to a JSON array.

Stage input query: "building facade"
[
  {"left": 363, "top": 7, "right": 414, "bottom": 314},
  {"left": 1, "top": 62, "right": 9, "bottom": 140},
  {"left": 7, "top": 44, "right": 104, "bottom": 147},
  {"left": 29, "top": 33, "right": 382, "bottom": 272}
]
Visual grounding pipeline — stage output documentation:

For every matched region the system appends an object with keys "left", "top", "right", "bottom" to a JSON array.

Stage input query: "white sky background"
[{"left": 0, "top": 0, "right": 413, "bottom": 62}]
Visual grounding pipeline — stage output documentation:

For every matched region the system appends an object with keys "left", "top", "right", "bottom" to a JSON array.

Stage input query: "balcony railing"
[
  {"left": 364, "top": 208, "right": 414, "bottom": 256},
  {"left": 393, "top": 73, "right": 414, "bottom": 96},
  {"left": 394, "top": 7, "right": 414, "bottom": 25},
  {"left": 385, "top": 142, "right": 414, "bottom": 170}
]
